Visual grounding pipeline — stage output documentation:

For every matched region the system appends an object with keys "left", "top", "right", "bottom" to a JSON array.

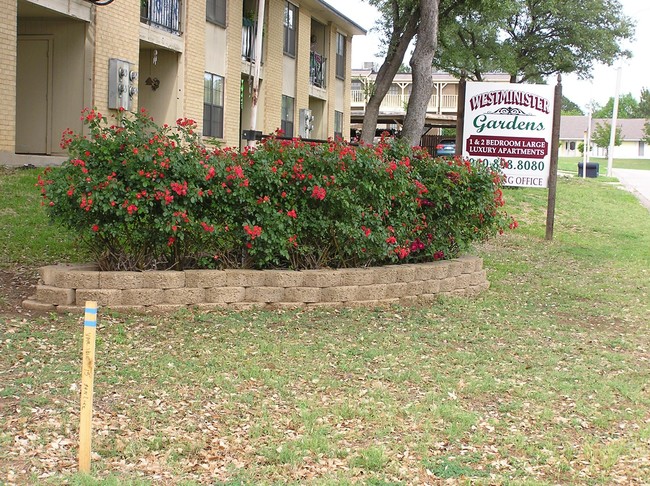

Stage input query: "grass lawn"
[
  {"left": 0, "top": 168, "right": 649, "bottom": 485},
  {"left": 558, "top": 156, "right": 650, "bottom": 173}
]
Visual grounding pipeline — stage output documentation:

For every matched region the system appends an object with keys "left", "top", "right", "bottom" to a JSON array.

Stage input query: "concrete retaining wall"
[{"left": 23, "top": 256, "right": 489, "bottom": 313}]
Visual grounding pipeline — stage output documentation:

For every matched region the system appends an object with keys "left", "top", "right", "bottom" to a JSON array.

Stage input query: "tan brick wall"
[
  {"left": 182, "top": 0, "right": 206, "bottom": 125},
  {"left": 223, "top": 0, "right": 244, "bottom": 145},
  {"left": 326, "top": 23, "right": 337, "bottom": 136},
  {"left": 92, "top": 1, "right": 141, "bottom": 113},
  {"left": 343, "top": 34, "right": 352, "bottom": 139},
  {"left": 294, "top": 8, "right": 311, "bottom": 119},
  {"left": 261, "top": 0, "right": 284, "bottom": 135},
  {"left": 0, "top": 0, "right": 17, "bottom": 152}
]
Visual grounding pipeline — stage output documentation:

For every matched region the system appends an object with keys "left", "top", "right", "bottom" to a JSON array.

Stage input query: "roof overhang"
[{"left": 307, "top": 0, "right": 367, "bottom": 36}]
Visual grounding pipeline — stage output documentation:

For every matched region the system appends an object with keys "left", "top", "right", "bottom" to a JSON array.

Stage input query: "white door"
[{"left": 16, "top": 37, "right": 52, "bottom": 154}]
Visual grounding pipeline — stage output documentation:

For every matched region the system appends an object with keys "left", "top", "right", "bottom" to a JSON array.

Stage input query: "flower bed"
[
  {"left": 36, "top": 110, "right": 515, "bottom": 272},
  {"left": 23, "top": 257, "right": 489, "bottom": 313}
]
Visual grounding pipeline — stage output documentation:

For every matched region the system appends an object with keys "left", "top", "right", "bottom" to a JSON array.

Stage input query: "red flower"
[
  {"left": 395, "top": 247, "right": 410, "bottom": 260},
  {"left": 201, "top": 222, "right": 215, "bottom": 233},
  {"left": 446, "top": 171, "right": 461, "bottom": 184},
  {"left": 91, "top": 224, "right": 99, "bottom": 232},
  {"left": 410, "top": 238, "right": 425, "bottom": 252},
  {"left": 286, "top": 209, "right": 297, "bottom": 219},
  {"left": 170, "top": 181, "right": 188, "bottom": 196},
  {"left": 243, "top": 224, "right": 262, "bottom": 240},
  {"left": 311, "top": 186, "right": 326, "bottom": 200}
]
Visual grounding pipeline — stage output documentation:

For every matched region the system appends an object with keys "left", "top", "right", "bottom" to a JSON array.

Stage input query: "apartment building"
[
  {"left": 351, "top": 65, "right": 510, "bottom": 136},
  {"left": 0, "top": 0, "right": 365, "bottom": 165}
]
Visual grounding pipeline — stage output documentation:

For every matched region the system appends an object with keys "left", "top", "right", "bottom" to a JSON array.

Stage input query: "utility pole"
[
  {"left": 247, "top": 0, "right": 266, "bottom": 147},
  {"left": 607, "top": 67, "right": 622, "bottom": 177},
  {"left": 584, "top": 109, "right": 592, "bottom": 179}
]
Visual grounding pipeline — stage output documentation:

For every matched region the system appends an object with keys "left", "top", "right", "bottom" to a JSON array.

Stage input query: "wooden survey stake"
[{"left": 79, "top": 301, "right": 98, "bottom": 473}]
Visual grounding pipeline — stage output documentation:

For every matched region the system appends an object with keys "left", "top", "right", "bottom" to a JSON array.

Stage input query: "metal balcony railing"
[
  {"left": 310, "top": 51, "right": 326, "bottom": 88},
  {"left": 141, "top": 0, "right": 181, "bottom": 34}
]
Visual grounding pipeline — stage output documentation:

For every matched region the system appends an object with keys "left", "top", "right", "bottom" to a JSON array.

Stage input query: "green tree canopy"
[
  {"left": 592, "top": 121, "right": 623, "bottom": 154},
  {"left": 638, "top": 88, "right": 650, "bottom": 118},
  {"left": 434, "top": 0, "right": 635, "bottom": 83},
  {"left": 592, "top": 93, "right": 641, "bottom": 119},
  {"left": 639, "top": 88, "right": 650, "bottom": 142},
  {"left": 360, "top": 0, "right": 466, "bottom": 144},
  {"left": 562, "top": 96, "right": 584, "bottom": 116}
]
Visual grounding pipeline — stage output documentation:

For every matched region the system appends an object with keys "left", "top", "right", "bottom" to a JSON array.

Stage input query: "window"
[
  {"left": 334, "top": 110, "right": 343, "bottom": 140},
  {"left": 335, "top": 33, "right": 346, "bottom": 79},
  {"left": 281, "top": 95, "right": 294, "bottom": 137},
  {"left": 206, "top": 0, "right": 226, "bottom": 26},
  {"left": 203, "top": 73, "right": 224, "bottom": 138},
  {"left": 284, "top": 2, "right": 297, "bottom": 57},
  {"left": 640, "top": 141, "right": 645, "bottom": 157},
  {"left": 569, "top": 141, "right": 576, "bottom": 151}
]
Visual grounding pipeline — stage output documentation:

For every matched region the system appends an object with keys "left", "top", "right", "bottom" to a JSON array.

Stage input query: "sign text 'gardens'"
[{"left": 462, "top": 82, "right": 555, "bottom": 188}]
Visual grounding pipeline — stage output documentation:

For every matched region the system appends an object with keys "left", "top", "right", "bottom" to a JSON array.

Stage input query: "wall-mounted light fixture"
[{"left": 145, "top": 77, "right": 160, "bottom": 91}]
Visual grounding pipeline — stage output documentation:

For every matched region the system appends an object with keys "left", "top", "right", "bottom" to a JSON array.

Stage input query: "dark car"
[{"left": 435, "top": 139, "right": 456, "bottom": 157}]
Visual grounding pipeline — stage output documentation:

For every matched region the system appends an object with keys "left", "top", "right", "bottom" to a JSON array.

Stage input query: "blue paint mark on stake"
[{"left": 84, "top": 304, "right": 98, "bottom": 327}]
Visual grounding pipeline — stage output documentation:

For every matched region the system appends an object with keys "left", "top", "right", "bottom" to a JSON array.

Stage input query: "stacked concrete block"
[{"left": 23, "top": 256, "right": 491, "bottom": 313}]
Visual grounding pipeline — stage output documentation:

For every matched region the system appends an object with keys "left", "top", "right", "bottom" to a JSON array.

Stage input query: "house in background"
[
  {"left": 560, "top": 116, "right": 649, "bottom": 159},
  {"left": 0, "top": 0, "right": 365, "bottom": 166}
]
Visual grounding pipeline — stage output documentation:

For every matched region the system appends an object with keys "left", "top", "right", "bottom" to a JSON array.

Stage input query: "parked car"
[{"left": 435, "top": 139, "right": 456, "bottom": 157}]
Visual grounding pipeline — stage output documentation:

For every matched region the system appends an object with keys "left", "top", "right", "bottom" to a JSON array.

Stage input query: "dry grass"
[{"left": 0, "top": 172, "right": 649, "bottom": 485}]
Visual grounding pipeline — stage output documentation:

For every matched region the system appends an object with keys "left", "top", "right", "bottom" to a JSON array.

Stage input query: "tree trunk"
[
  {"left": 400, "top": 0, "right": 440, "bottom": 146},
  {"left": 360, "top": 10, "right": 419, "bottom": 145}
]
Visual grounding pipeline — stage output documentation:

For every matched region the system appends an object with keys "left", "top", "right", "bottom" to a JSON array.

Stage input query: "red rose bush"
[{"left": 39, "top": 110, "right": 516, "bottom": 270}]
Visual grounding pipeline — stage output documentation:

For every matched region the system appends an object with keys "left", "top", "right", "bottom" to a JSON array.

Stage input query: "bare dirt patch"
[{"left": 0, "top": 267, "right": 40, "bottom": 317}]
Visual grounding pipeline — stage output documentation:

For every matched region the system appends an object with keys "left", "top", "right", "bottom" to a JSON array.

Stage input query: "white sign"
[{"left": 462, "top": 82, "right": 555, "bottom": 188}]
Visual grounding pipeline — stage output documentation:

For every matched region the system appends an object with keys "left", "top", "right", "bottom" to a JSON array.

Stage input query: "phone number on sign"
[{"left": 471, "top": 158, "right": 546, "bottom": 172}]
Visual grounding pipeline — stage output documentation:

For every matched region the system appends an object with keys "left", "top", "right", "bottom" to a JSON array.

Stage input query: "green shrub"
[{"left": 39, "top": 112, "right": 515, "bottom": 270}]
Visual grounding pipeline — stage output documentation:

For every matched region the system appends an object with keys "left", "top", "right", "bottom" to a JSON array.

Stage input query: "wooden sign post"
[{"left": 79, "top": 301, "right": 98, "bottom": 473}]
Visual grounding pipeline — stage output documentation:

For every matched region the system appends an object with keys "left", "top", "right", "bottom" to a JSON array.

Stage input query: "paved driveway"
[{"left": 612, "top": 169, "right": 650, "bottom": 212}]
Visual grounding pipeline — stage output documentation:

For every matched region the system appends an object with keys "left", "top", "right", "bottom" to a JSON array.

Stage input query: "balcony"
[
  {"left": 350, "top": 90, "right": 458, "bottom": 114},
  {"left": 310, "top": 52, "right": 326, "bottom": 89},
  {"left": 440, "top": 94, "right": 457, "bottom": 111},
  {"left": 141, "top": 0, "right": 181, "bottom": 34}
]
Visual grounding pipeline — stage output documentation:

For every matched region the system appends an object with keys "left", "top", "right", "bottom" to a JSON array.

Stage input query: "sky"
[{"left": 326, "top": 0, "right": 650, "bottom": 111}]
